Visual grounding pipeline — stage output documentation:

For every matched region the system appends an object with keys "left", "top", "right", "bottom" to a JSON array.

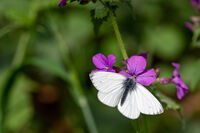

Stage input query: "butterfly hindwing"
[
  {"left": 118, "top": 89, "right": 140, "bottom": 119},
  {"left": 97, "top": 88, "right": 123, "bottom": 107}
]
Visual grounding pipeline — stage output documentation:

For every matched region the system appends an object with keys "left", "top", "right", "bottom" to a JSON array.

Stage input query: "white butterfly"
[{"left": 89, "top": 71, "right": 164, "bottom": 119}]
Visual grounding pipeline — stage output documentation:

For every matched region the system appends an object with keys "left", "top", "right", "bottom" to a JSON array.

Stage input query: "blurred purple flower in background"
[
  {"left": 58, "top": 0, "right": 67, "bottom": 7},
  {"left": 171, "top": 63, "right": 189, "bottom": 100},
  {"left": 191, "top": 0, "right": 200, "bottom": 12},
  {"left": 92, "top": 53, "right": 116, "bottom": 72},
  {"left": 160, "top": 78, "right": 172, "bottom": 84},
  {"left": 119, "top": 55, "right": 157, "bottom": 86},
  {"left": 185, "top": 16, "right": 200, "bottom": 31},
  {"left": 186, "top": 1, "right": 200, "bottom": 31},
  {"left": 160, "top": 63, "right": 189, "bottom": 100},
  {"left": 185, "top": 22, "right": 194, "bottom": 31}
]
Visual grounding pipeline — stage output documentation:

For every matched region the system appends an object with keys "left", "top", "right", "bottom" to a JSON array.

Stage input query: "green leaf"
[
  {"left": 90, "top": 9, "right": 109, "bottom": 34},
  {"left": 5, "top": 75, "right": 34, "bottom": 131},
  {"left": 94, "top": 6, "right": 109, "bottom": 19},
  {"left": 90, "top": 0, "right": 118, "bottom": 34},
  {"left": 155, "top": 91, "right": 180, "bottom": 110},
  {"left": 0, "top": 66, "right": 23, "bottom": 132},
  {"left": 192, "top": 27, "right": 200, "bottom": 48}
]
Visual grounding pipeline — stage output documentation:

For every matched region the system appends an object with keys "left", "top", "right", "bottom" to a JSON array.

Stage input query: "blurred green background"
[{"left": 0, "top": 0, "right": 200, "bottom": 133}]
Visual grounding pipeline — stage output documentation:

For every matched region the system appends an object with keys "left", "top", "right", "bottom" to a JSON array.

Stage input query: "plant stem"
[
  {"left": 131, "top": 119, "right": 140, "bottom": 133},
  {"left": 12, "top": 32, "right": 31, "bottom": 67},
  {"left": 109, "top": 5, "right": 143, "bottom": 133},
  {"left": 0, "top": 32, "right": 30, "bottom": 133},
  {"left": 0, "top": 24, "right": 18, "bottom": 38},
  {"left": 143, "top": 115, "right": 149, "bottom": 133},
  {"left": 136, "top": 119, "right": 140, "bottom": 133},
  {"left": 178, "top": 109, "right": 186, "bottom": 130},
  {"left": 110, "top": 12, "right": 128, "bottom": 60},
  {"left": 49, "top": 15, "right": 98, "bottom": 133}
]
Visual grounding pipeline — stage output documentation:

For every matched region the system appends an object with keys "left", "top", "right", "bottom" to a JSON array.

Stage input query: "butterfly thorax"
[{"left": 121, "top": 78, "right": 136, "bottom": 106}]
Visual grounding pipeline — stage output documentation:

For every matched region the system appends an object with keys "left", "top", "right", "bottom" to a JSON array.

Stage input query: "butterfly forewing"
[
  {"left": 90, "top": 71, "right": 126, "bottom": 107},
  {"left": 89, "top": 71, "right": 126, "bottom": 93}
]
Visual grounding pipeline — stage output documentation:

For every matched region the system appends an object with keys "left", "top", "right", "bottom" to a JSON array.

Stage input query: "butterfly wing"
[
  {"left": 97, "top": 89, "right": 124, "bottom": 107},
  {"left": 89, "top": 71, "right": 126, "bottom": 93},
  {"left": 135, "top": 83, "right": 164, "bottom": 115},
  {"left": 118, "top": 89, "right": 140, "bottom": 119},
  {"left": 117, "top": 83, "right": 163, "bottom": 119},
  {"left": 90, "top": 71, "right": 126, "bottom": 107}
]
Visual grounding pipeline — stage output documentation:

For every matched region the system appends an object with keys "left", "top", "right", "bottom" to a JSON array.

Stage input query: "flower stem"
[
  {"left": 49, "top": 14, "right": 98, "bottom": 133},
  {"left": 136, "top": 119, "right": 140, "bottom": 133},
  {"left": 143, "top": 115, "right": 149, "bottom": 133},
  {"left": 109, "top": 5, "right": 143, "bottom": 133},
  {"left": 110, "top": 12, "right": 128, "bottom": 60},
  {"left": 178, "top": 109, "right": 186, "bottom": 130},
  {"left": 0, "top": 32, "right": 31, "bottom": 133},
  {"left": 12, "top": 32, "right": 31, "bottom": 67},
  {"left": 132, "top": 119, "right": 140, "bottom": 133}
]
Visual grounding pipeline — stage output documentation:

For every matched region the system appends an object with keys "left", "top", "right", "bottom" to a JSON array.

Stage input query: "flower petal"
[
  {"left": 160, "top": 78, "right": 172, "bottom": 84},
  {"left": 171, "top": 63, "right": 189, "bottom": 99},
  {"left": 172, "top": 76, "right": 188, "bottom": 89},
  {"left": 107, "top": 68, "right": 116, "bottom": 72},
  {"left": 91, "top": 68, "right": 115, "bottom": 73},
  {"left": 119, "top": 71, "right": 132, "bottom": 78},
  {"left": 107, "top": 54, "right": 116, "bottom": 67},
  {"left": 185, "top": 22, "right": 194, "bottom": 31},
  {"left": 58, "top": 0, "right": 67, "bottom": 7},
  {"left": 176, "top": 85, "right": 188, "bottom": 100},
  {"left": 191, "top": 0, "right": 200, "bottom": 5},
  {"left": 172, "top": 62, "right": 180, "bottom": 77},
  {"left": 92, "top": 53, "right": 108, "bottom": 69},
  {"left": 136, "top": 69, "right": 156, "bottom": 86},
  {"left": 91, "top": 68, "right": 107, "bottom": 73},
  {"left": 127, "top": 56, "right": 147, "bottom": 75}
]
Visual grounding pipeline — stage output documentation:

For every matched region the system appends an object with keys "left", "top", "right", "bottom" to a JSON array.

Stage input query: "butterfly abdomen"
[{"left": 121, "top": 78, "right": 136, "bottom": 106}]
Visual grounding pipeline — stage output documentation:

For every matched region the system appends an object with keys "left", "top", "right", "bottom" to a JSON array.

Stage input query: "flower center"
[{"left": 106, "top": 66, "right": 109, "bottom": 70}]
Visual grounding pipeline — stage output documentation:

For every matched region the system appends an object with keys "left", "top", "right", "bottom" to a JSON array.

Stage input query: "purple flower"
[
  {"left": 185, "top": 22, "right": 194, "bottom": 31},
  {"left": 92, "top": 53, "right": 116, "bottom": 72},
  {"left": 160, "top": 78, "right": 172, "bottom": 84},
  {"left": 58, "top": 0, "right": 67, "bottom": 7},
  {"left": 185, "top": 16, "right": 200, "bottom": 31},
  {"left": 191, "top": 0, "right": 200, "bottom": 12},
  {"left": 160, "top": 63, "right": 189, "bottom": 100},
  {"left": 119, "top": 55, "right": 157, "bottom": 86},
  {"left": 171, "top": 63, "right": 189, "bottom": 100}
]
